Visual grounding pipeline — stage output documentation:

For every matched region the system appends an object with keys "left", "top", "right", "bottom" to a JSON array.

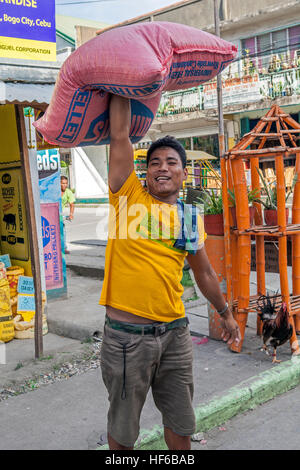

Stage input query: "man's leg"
[
  {"left": 164, "top": 427, "right": 191, "bottom": 450},
  {"left": 108, "top": 433, "right": 134, "bottom": 451}
]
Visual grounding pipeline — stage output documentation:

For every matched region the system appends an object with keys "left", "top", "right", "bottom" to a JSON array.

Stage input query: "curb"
[
  {"left": 47, "top": 318, "right": 101, "bottom": 342},
  {"left": 98, "top": 356, "right": 300, "bottom": 450},
  {"left": 66, "top": 263, "right": 105, "bottom": 279}
]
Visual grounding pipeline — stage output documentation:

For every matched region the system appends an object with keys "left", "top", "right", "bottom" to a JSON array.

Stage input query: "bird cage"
[{"left": 222, "top": 104, "right": 300, "bottom": 356}]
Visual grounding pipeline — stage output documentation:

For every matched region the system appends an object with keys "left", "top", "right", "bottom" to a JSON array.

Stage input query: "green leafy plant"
[
  {"left": 254, "top": 167, "right": 297, "bottom": 210},
  {"left": 228, "top": 187, "right": 260, "bottom": 207},
  {"left": 197, "top": 190, "right": 223, "bottom": 215}
]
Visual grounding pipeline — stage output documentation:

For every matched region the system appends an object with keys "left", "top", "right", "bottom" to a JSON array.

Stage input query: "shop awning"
[
  {"left": 186, "top": 150, "right": 217, "bottom": 160},
  {"left": 0, "top": 81, "right": 54, "bottom": 108}
]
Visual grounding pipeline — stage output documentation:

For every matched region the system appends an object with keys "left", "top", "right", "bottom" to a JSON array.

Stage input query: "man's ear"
[{"left": 183, "top": 167, "right": 188, "bottom": 181}]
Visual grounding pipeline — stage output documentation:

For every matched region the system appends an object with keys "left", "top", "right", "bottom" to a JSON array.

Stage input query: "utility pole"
[
  {"left": 213, "top": 0, "right": 232, "bottom": 306},
  {"left": 213, "top": 0, "right": 225, "bottom": 158}
]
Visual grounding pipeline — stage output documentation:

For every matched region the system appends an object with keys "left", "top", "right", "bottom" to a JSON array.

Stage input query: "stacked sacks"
[
  {"left": 0, "top": 263, "right": 14, "bottom": 343},
  {"left": 33, "top": 21, "right": 237, "bottom": 147}
]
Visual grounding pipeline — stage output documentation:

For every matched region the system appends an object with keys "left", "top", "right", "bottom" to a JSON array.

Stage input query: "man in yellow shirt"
[{"left": 100, "top": 95, "right": 241, "bottom": 451}]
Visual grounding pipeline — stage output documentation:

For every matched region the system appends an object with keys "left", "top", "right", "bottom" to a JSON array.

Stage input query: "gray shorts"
[{"left": 100, "top": 320, "right": 195, "bottom": 447}]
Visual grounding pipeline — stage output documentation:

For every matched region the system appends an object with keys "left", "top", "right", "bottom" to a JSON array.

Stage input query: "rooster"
[{"left": 257, "top": 294, "right": 293, "bottom": 363}]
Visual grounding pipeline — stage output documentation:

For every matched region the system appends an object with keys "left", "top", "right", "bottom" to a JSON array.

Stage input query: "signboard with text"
[
  {"left": 41, "top": 203, "right": 64, "bottom": 290},
  {"left": 38, "top": 149, "right": 67, "bottom": 298},
  {"left": 0, "top": 0, "right": 56, "bottom": 61},
  {"left": 203, "top": 76, "right": 261, "bottom": 109}
]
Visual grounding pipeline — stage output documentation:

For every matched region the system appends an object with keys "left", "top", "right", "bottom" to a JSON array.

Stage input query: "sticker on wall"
[{"left": 0, "top": 168, "right": 29, "bottom": 261}]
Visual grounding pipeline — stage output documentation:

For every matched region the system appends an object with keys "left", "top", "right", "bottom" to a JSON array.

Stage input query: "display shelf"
[{"left": 221, "top": 104, "right": 300, "bottom": 355}]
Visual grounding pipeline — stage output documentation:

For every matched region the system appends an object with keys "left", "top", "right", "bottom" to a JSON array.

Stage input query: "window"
[{"left": 241, "top": 25, "right": 300, "bottom": 73}]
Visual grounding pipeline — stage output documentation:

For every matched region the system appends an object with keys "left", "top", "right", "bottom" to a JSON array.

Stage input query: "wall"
[
  {"left": 0, "top": 105, "right": 33, "bottom": 277},
  {"left": 75, "top": 25, "right": 99, "bottom": 47}
]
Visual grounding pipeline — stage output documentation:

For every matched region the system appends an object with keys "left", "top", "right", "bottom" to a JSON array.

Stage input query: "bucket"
[
  {"left": 6, "top": 266, "right": 24, "bottom": 298},
  {"left": 0, "top": 278, "right": 15, "bottom": 343}
]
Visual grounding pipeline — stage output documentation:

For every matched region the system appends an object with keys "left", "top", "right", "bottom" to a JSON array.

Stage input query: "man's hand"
[{"left": 219, "top": 309, "right": 241, "bottom": 346}]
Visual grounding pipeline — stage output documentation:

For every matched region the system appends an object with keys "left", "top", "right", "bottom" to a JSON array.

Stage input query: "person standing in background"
[{"left": 61, "top": 176, "right": 75, "bottom": 254}]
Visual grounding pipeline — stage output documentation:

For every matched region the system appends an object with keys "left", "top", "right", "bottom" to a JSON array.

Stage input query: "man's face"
[
  {"left": 61, "top": 179, "right": 68, "bottom": 192},
  {"left": 146, "top": 147, "right": 188, "bottom": 200}
]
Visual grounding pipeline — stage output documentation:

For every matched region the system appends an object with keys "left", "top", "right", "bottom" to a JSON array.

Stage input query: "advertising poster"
[
  {"left": 0, "top": 0, "right": 56, "bottom": 61},
  {"left": 0, "top": 168, "right": 29, "bottom": 261},
  {"left": 40, "top": 202, "right": 63, "bottom": 290},
  {"left": 38, "top": 149, "right": 67, "bottom": 297}
]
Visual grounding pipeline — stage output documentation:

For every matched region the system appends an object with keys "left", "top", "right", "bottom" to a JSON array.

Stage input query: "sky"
[{"left": 55, "top": 0, "right": 179, "bottom": 25}]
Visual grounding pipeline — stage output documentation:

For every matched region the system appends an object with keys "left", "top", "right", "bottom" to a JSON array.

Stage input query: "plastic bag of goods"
[
  {"left": 33, "top": 21, "right": 237, "bottom": 147},
  {"left": 0, "top": 262, "right": 6, "bottom": 281},
  {"left": 0, "top": 277, "right": 15, "bottom": 343},
  {"left": 13, "top": 315, "right": 48, "bottom": 340},
  {"left": 6, "top": 266, "right": 24, "bottom": 298}
]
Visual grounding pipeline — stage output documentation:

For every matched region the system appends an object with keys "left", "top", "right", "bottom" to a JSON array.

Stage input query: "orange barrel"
[
  {"left": 6, "top": 266, "right": 24, "bottom": 298},
  {"left": 205, "top": 235, "right": 227, "bottom": 340}
]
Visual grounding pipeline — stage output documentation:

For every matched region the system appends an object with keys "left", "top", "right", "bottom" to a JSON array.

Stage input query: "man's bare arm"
[
  {"left": 187, "top": 248, "right": 241, "bottom": 346},
  {"left": 109, "top": 95, "right": 134, "bottom": 193}
]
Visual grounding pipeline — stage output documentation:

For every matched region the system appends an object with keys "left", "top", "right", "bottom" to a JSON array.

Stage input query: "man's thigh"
[
  {"left": 100, "top": 325, "right": 158, "bottom": 447},
  {"left": 151, "top": 326, "right": 195, "bottom": 436}
]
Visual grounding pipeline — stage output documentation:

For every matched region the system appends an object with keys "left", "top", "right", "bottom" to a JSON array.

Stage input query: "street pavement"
[{"left": 1, "top": 206, "right": 300, "bottom": 450}]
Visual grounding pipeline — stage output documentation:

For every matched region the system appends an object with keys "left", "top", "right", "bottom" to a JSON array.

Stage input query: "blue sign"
[
  {"left": 17, "top": 275, "right": 35, "bottom": 294},
  {"left": 17, "top": 293, "right": 35, "bottom": 312},
  {"left": 0, "top": 254, "right": 11, "bottom": 268}
]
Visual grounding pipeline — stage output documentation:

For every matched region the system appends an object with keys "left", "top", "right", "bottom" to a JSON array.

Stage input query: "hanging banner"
[
  {"left": 38, "top": 149, "right": 67, "bottom": 297},
  {"left": 0, "top": 0, "right": 56, "bottom": 62},
  {"left": 41, "top": 203, "right": 63, "bottom": 290},
  {"left": 0, "top": 168, "right": 29, "bottom": 261}
]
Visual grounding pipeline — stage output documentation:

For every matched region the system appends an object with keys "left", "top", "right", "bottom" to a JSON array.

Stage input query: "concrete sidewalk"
[{"left": 1, "top": 241, "right": 300, "bottom": 450}]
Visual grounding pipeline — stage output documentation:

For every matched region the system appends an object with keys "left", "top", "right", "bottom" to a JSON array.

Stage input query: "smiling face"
[{"left": 146, "top": 147, "right": 188, "bottom": 204}]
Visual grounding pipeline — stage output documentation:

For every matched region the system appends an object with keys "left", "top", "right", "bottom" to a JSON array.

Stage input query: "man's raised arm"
[{"left": 108, "top": 94, "right": 134, "bottom": 193}]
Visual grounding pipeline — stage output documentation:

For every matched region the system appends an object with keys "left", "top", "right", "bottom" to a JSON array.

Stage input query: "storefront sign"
[
  {"left": 0, "top": 168, "right": 29, "bottom": 261},
  {"left": 204, "top": 76, "right": 261, "bottom": 109},
  {"left": 41, "top": 203, "right": 63, "bottom": 290},
  {"left": 0, "top": 0, "right": 56, "bottom": 61}
]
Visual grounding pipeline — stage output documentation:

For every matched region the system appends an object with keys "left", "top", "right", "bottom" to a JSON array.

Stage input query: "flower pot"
[
  {"left": 204, "top": 213, "right": 224, "bottom": 236},
  {"left": 264, "top": 208, "right": 289, "bottom": 226},
  {"left": 230, "top": 206, "right": 256, "bottom": 227}
]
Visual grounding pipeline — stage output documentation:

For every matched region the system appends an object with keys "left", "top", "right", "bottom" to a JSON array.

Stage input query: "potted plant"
[
  {"left": 227, "top": 187, "right": 260, "bottom": 227},
  {"left": 197, "top": 190, "right": 224, "bottom": 236},
  {"left": 255, "top": 168, "right": 297, "bottom": 226}
]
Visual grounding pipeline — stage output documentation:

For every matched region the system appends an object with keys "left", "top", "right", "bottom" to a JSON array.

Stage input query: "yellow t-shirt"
[{"left": 99, "top": 171, "right": 206, "bottom": 322}]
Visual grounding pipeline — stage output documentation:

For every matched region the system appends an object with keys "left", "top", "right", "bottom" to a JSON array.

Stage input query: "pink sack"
[{"left": 33, "top": 22, "right": 237, "bottom": 147}]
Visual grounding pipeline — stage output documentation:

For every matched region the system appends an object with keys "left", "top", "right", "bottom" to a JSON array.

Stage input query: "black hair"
[
  {"left": 61, "top": 176, "right": 68, "bottom": 181},
  {"left": 146, "top": 135, "right": 187, "bottom": 168}
]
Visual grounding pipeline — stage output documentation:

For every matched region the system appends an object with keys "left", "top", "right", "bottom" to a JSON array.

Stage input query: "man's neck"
[{"left": 148, "top": 190, "right": 179, "bottom": 205}]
